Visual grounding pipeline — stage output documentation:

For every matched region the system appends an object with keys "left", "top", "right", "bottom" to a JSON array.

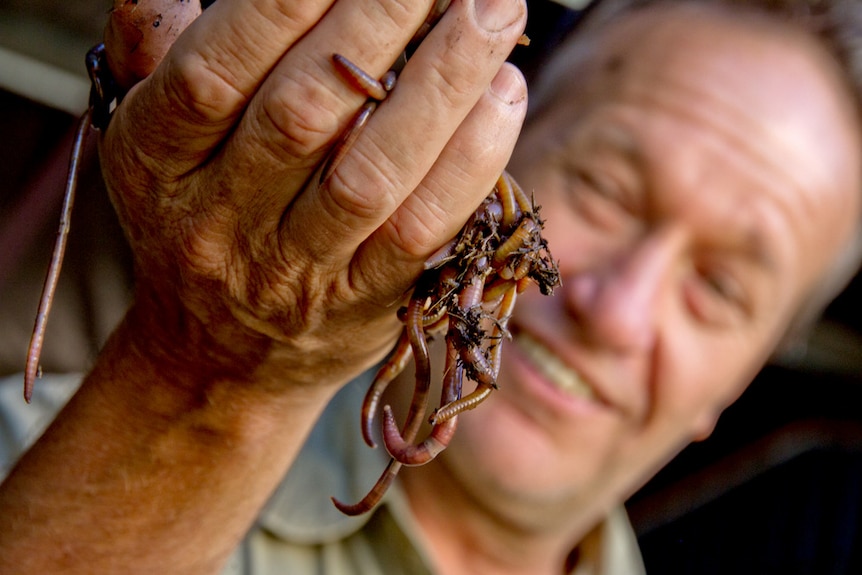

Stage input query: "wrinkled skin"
[
  {"left": 99, "top": 0, "right": 529, "bottom": 392},
  {"left": 0, "top": 0, "right": 530, "bottom": 572}
]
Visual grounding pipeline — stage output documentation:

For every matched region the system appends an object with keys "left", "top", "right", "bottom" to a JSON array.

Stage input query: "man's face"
[{"left": 410, "top": 4, "right": 861, "bottom": 531}]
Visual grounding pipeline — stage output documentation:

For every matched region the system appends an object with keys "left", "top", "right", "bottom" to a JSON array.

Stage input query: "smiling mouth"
[{"left": 516, "top": 333, "right": 595, "bottom": 401}]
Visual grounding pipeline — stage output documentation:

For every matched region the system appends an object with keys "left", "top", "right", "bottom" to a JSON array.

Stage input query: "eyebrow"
[
  {"left": 588, "top": 124, "right": 644, "bottom": 165},
  {"left": 740, "top": 216, "right": 778, "bottom": 272},
  {"left": 583, "top": 123, "right": 780, "bottom": 273}
]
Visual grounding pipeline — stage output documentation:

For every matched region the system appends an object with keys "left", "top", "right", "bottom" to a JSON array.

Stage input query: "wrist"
[{"left": 0, "top": 293, "right": 339, "bottom": 573}]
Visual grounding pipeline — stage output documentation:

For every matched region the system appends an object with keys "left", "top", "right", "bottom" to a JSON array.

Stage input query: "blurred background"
[{"left": 2, "top": 1, "right": 862, "bottom": 572}]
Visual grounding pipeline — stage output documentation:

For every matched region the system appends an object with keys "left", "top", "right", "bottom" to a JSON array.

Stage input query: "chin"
[{"left": 440, "top": 393, "right": 605, "bottom": 509}]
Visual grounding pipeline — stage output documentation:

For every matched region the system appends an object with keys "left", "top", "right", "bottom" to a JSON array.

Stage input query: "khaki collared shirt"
[{"left": 0, "top": 372, "right": 645, "bottom": 574}]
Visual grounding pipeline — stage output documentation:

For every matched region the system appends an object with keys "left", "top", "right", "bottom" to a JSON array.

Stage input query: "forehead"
[
  {"left": 526, "top": 1, "right": 861, "bottom": 284},
  {"left": 537, "top": 2, "right": 857, "bottom": 134}
]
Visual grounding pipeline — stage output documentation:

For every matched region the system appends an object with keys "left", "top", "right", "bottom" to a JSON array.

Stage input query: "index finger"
[{"left": 106, "top": 0, "right": 338, "bottom": 177}]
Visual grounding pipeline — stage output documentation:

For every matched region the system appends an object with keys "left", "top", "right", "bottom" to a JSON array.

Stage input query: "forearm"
[{"left": 0, "top": 301, "right": 338, "bottom": 573}]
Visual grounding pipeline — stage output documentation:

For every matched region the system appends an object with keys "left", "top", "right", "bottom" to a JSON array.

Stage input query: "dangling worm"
[{"left": 24, "top": 0, "right": 202, "bottom": 402}]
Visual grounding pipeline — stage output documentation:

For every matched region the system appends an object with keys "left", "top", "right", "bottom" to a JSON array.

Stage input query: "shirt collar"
[{"left": 256, "top": 369, "right": 644, "bottom": 574}]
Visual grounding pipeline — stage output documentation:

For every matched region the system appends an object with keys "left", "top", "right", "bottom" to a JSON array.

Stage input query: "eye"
[
  {"left": 578, "top": 169, "right": 626, "bottom": 203},
  {"left": 562, "top": 167, "right": 632, "bottom": 231},
  {"left": 685, "top": 263, "right": 750, "bottom": 327},
  {"left": 700, "top": 269, "right": 739, "bottom": 301}
]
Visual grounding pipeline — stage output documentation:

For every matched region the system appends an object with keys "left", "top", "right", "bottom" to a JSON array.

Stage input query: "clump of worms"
[
  {"left": 326, "top": 6, "right": 556, "bottom": 515},
  {"left": 332, "top": 170, "right": 559, "bottom": 515}
]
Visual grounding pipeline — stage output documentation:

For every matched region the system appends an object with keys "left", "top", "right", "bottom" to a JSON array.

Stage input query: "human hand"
[{"left": 100, "top": 0, "right": 529, "bottom": 389}]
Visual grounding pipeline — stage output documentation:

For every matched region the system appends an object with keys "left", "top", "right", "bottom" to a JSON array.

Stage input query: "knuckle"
[
  {"left": 389, "top": 202, "right": 450, "bottom": 259},
  {"left": 325, "top": 141, "right": 403, "bottom": 223},
  {"left": 378, "top": 0, "right": 415, "bottom": 30},
  {"left": 261, "top": 87, "right": 337, "bottom": 157},
  {"left": 427, "top": 54, "right": 477, "bottom": 111},
  {"left": 164, "top": 51, "right": 246, "bottom": 126},
  {"left": 261, "top": 75, "right": 340, "bottom": 159}
]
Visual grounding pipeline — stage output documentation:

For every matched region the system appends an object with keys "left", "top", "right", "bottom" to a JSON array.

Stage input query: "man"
[{"left": 1, "top": 0, "right": 860, "bottom": 573}]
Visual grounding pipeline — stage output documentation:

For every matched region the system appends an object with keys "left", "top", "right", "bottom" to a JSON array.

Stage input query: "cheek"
[
  {"left": 528, "top": 175, "right": 637, "bottom": 275},
  {"left": 650, "top": 329, "right": 772, "bottom": 439},
  {"left": 445, "top": 397, "right": 625, "bottom": 497}
]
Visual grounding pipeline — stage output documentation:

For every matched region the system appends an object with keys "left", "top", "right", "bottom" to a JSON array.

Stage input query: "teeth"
[{"left": 517, "top": 334, "right": 595, "bottom": 400}]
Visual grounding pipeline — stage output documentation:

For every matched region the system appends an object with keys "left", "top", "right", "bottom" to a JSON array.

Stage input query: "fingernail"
[
  {"left": 489, "top": 65, "right": 526, "bottom": 105},
  {"left": 474, "top": 0, "right": 524, "bottom": 33}
]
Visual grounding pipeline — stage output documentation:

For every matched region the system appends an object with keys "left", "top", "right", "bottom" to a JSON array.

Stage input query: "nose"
[{"left": 563, "top": 225, "right": 685, "bottom": 352}]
